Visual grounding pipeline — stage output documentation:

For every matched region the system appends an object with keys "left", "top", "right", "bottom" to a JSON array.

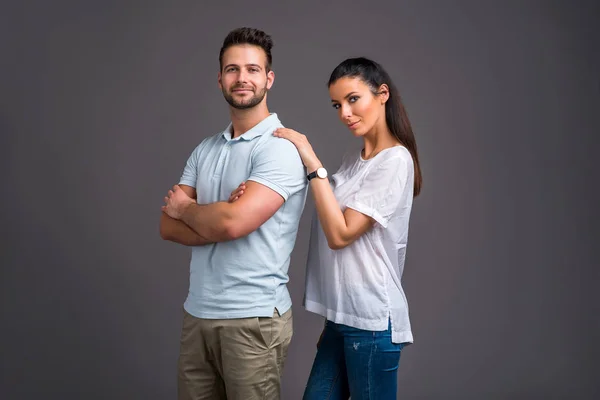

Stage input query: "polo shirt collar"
[{"left": 221, "top": 113, "right": 280, "bottom": 141}]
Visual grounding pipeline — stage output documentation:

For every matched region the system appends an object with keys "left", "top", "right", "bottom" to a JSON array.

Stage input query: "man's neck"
[{"left": 229, "top": 104, "right": 271, "bottom": 138}]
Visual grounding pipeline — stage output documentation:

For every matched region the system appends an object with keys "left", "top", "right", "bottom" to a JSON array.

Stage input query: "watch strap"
[{"left": 307, "top": 170, "right": 318, "bottom": 181}]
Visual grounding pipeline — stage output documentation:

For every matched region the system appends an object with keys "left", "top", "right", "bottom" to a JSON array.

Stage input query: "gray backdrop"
[{"left": 1, "top": 1, "right": 599, "bottom": 399}]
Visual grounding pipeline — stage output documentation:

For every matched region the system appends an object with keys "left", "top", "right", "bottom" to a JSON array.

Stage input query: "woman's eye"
[
  {"left": 332, "top": 104, "right": 340, "bottom": 109},
  {"left": 349, "top": 96, "right": 359, "bottom": 103}
]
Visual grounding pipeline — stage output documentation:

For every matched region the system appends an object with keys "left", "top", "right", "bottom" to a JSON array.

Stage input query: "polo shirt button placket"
[{"left": 220, "top": 141, "right": 232, "bottom": 175}]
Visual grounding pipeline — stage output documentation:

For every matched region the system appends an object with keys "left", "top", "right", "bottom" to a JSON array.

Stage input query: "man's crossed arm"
[
  {"left": 159, "top": 182, "right": 284, "bottom": 246},
  {"left": 159, "top": 185, "right": 209, "bottom": 246}
]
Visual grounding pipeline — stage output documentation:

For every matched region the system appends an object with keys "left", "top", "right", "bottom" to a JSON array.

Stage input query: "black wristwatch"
[{"left": 307, "top": 167, "right": 328, "bottom": 181}]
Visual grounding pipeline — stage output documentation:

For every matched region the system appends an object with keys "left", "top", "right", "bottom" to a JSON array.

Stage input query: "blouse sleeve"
[{"left": 345, "top": 155, "right": 411, "bottom": 228}]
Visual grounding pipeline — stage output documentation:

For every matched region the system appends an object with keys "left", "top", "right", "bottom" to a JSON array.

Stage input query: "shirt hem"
[
  {"left": 304, "top": 299, "right": 412, "bottom": 344},
  {"left": 184, "top": 301, "right": 292, "bottom": 319}
]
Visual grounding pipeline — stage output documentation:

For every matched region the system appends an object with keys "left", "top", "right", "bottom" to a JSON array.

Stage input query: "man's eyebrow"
[{"left": 223, "top": 63, "right": 263, "bottom": 70}]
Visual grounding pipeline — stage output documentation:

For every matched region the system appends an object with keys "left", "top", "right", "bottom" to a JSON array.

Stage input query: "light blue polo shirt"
[{"left": 178, "top": 113, "right": 308, "bottom": 319}]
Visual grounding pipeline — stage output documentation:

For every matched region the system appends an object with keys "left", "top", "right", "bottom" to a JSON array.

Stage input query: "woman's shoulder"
[
  {"left": 379, "top": 145, "right": 411, "bottom": 161},
  {"left": 367, "top": 145, "right": 412, "bottom": 172}
]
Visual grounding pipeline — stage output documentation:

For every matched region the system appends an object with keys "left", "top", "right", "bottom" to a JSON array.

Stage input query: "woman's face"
[{"left": 328, "top": 77, "right": 386, "bottom": 137}]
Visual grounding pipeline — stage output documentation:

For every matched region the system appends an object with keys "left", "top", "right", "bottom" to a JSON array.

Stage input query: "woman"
[{"left": 230, "top": 57, "right": 422, "bottom": 399}]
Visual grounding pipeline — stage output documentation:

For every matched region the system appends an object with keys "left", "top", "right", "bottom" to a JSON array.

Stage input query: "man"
[{"left": 160, "top": 27, "right": 308, "bottom": 399}]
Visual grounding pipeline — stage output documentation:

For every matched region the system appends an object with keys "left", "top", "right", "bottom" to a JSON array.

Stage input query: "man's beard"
[{"left": 222, "top": 84, "right": 268, "bottom": 110}]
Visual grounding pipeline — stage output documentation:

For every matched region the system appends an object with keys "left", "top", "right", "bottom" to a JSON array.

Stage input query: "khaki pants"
[{"left": 177, "top": 308, "right": 293, "bottom": 400}]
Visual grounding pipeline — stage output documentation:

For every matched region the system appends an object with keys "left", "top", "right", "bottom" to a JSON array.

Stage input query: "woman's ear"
[{"left": 378, "top": 84, "right": 390, "bottom": 104}]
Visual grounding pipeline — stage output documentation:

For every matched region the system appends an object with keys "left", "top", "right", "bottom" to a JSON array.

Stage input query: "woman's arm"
[
  {"left": 273, "top": 128, "right": 376, "bottom": 249},
  {"left": 307, "top": 173, "right": 375, "bottom": 249}
]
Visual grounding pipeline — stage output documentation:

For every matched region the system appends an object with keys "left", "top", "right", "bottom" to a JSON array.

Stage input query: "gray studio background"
[{"left": 1, "top": 1, "right": 599, "bottom": 399}]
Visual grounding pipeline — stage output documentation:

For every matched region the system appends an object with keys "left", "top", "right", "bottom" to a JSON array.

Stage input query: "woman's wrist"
[{"left": 306, "top": 158, "right": 323, "bottom": 172}]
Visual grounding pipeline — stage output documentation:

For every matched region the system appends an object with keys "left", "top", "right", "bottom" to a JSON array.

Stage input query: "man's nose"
[{"left": 236, "top": 70, "right": 248, "bottom": 83}]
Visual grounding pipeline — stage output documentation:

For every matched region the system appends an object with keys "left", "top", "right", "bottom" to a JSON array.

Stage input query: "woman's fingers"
[
  {"left": 274, "top": 128, "right": 298, "bottom": 141},
  {"left": 274, "top": 128, "right": 320, "bottom": 168}
]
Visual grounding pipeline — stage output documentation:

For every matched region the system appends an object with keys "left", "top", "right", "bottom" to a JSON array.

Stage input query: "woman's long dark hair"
[{"left": 328, "top": 57, "right": 422, "bottom": 197}]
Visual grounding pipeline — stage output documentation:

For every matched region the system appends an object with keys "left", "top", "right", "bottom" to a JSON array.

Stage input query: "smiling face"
[
  {"left": 328, "top": 77, "right": 388, "bottom": 137},
  {"left": 218, "top": 44, "right": 274, "bottom": 110}
]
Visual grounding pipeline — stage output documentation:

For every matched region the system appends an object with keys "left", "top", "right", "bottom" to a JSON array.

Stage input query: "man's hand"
[
  {"left": 162, "top": 185, "right": 195, "bottom": 219},
  {"left": 228, "top": 182, "right": 246, "bottom": 203}
]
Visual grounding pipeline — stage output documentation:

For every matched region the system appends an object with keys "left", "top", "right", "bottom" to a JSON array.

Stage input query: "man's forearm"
[
  {"left": 160, "top": 212, "right": 213, "bottom": 246},
  {"left": 180, "top": 202, "right": 238, "bottom": 242}
]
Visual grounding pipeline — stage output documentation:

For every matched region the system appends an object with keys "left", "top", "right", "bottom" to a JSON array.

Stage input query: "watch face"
[{"left": 317, "top": 167, "right": 328, "bottom": 179}]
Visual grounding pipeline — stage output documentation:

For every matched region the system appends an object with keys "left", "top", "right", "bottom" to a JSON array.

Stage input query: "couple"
[{"left": 160, "top": 27, "right": 422, "bottom": 400}]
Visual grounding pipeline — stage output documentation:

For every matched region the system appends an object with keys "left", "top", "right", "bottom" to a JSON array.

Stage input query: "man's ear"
[
  {"left": 217, "top": 71, "right": 222, "bottom": 90},
  {"left": 266, "top": 70, "right": 275, "bottom": 90}
]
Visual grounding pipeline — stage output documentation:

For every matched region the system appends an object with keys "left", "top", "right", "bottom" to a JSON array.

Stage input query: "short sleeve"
[
  {"left": 247, "top": 137, "right": 307, "bottom": 201},
  {"left": 178, "top": 145, "right": 201, "bottom": 188},
  {"left": 345, "top": 155, "right": 410, "bottom": 228}
]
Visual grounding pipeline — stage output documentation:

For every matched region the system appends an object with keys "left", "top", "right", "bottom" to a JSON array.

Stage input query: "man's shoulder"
[
  {"left": 255, "top": 131, "right": 301, "bottom": 157},
  {"left": 249, "top": 124, "right": 306, "bottom": 177},
  {"left": 189, "top": 131, "right": 225, "bottom": 152}
]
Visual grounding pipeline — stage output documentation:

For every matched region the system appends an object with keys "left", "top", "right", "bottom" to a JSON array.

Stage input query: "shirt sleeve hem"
[
  {"left": 346, "top": 201, "right": 389, "bottom": 228},
  {"left": 247, "top": 176, "right": 290, "bottom": 201},
  {"left": 178, "top": 179, "right": 197, "bottom": 188}
]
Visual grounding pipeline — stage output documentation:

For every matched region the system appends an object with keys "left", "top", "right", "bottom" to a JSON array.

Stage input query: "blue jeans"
[{"left": 303, "top": 319, "right": 405, "bottom": 400}]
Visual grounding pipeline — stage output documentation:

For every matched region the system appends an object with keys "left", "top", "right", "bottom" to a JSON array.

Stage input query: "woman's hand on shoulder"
[{"left": 274, "top": 128, "right": 322, "bottom": 171}]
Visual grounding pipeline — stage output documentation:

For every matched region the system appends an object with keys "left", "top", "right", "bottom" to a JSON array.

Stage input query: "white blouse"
[{"left": 303, "top": 145, "right": 415, "bottom": 344}]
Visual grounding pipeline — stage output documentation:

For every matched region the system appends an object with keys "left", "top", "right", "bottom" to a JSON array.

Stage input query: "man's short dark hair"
[{"left": 219, "top": 27, "right": 273, "bottom": 72}]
